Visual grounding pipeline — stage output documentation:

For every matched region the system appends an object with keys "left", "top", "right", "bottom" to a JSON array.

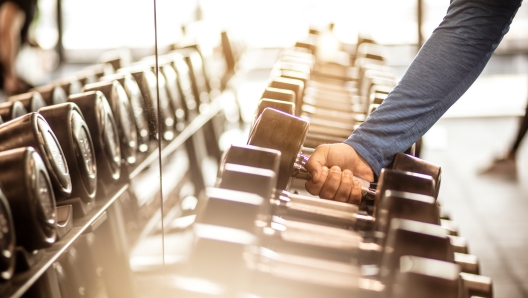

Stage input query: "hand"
[{"left": 304, "top": 143, "right": 374, "bottom": 204}]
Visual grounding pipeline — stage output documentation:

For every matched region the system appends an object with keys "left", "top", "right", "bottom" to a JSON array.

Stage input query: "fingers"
[
  {"left": 334, "top": 169, "right": 353, "bottom": 203},
  {"left": 305, "top": 166, "right": 328, "bottom": 196},
  {"left": 304, "top": 146, "right": 328, "bottom": 183},
  {"left": 348, "top": 180, "right": 362, "bottom": 204},
  {"left": 319, "top": 166, "right": 342, "bottom": 200}
]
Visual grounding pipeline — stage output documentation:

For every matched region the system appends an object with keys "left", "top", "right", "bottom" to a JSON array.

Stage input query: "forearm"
[
  {"left": 0, "top": 2, "right": 24, "bottom": 77},
  {"left": 345, "top": 0, "right": 522, "bottom": 176}
]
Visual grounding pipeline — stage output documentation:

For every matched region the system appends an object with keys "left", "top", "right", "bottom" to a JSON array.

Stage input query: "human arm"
[
  {"left": 0, "top": 1, "right": 26, "bottom": 95},
  {"left": 305, "top": 0, "right": 522, "bottom": 202}
]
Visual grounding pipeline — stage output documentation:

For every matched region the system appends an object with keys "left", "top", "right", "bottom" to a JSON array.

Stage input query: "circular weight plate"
[
  {"left": 0, "top": 190, "right": 15, "bottom": 280},
  {"left": 37, "top": 172, "right": 55, "bottom": 225},
  {"left": 29, "top": 149, "right": 57, "bottom": 246},
  {"left": 71, "top": 110, "right": 97, "bottom": 197},
  {"left": 36, "top": 117, "right": 72, "bottom": 194},
  {"left": 115, "top": 83, "right": 137, "bottom": 164},
  {"left": 124, "top": 76, "right": 149, "bottom": 152},
  {"left": 97, "top": 94, "right": 121, "bottom": 179}
]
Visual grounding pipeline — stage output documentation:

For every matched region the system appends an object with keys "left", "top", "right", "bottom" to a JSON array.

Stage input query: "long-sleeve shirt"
[{"left": 344, "top": 0, "right": 523, "bottom": 176}]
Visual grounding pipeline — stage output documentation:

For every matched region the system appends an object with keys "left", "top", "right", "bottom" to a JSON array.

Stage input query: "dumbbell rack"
[{"left": 0, "top": 74, "right": 227, "bottom": 298}]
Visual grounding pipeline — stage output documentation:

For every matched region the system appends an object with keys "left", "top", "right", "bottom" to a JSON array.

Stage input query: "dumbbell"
[
  {"left": 139, "top": 56, "right": 187, "bottom": 132},
  {"left": 217, "top": 143, "right": 437, "bottom": 227},
  {"left": 0, "top": 101, "right": 27, "bottom": 122},
  {"left": 216, "top": 156, "right": 470, "bottom": 266},
  {"left": 0, "top": 188, "right": 15, "bottom": 281},
  {"left": 30, "top": 84, "right": 68, "bottom": 106},
  {"left": 0, "top": 147, "right": 57, "bottom": 251},
  {"left": 261, "top": 87, "right": 296, "bottom": 104},
  {"left": 198, "top": 185, "right": 477, "bottom": 271},
  {"left": 68, "top": 91, "right": 121, "bottom": 186},
  {"left": 164, "top": 52, "right": 199, "bottom": 120},
  {"left": 84, "top": 80, "right": 138, "bottom": 164},
  {"left": 171, "top": 47, "right": 211, "bottom": 108},
  {"left": 77, "top": 64, "right": 114, "bottom": 86},
  {"left": 54, "top": 77, "right": 83, "bottom": 97},
  {"left": 0, "top": 113, "right": 72, "bottom": 200},
  {"left": 188, "top": 220, "right": 487, "bottom": 298},
  {"left": 247, "top": 108, "right": 435, "bottom": 198},
  {"left": 390, "top": 256, "right": 491, "bottom": 298},
  {"left": 199, "top": 184, "right": 482, "bottom": 290},
  {"left": 7, "top": 91, "right": 47, "bottom": 112},
  {"left": 188, "top": 222, "right": 359, "bottom": 298},
  {"left": 251, "top": 98, "right": 295, "bottom": 129},
  {"left": 38, "top": 103, "right": 97, "bottom": 209},
  {"left": 100, "top": 73, "right": 150, "bottom": 153},
  {"left": 118, "top": 66, "right": 176, "bottom": 141},
  {"left": 264, "top": 68, "right": 375, "bottom": 136}
]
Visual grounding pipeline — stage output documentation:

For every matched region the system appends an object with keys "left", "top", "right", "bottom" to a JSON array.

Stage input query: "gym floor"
[{"left": 422, "top": 116, "right": 528, "bottom": 298}]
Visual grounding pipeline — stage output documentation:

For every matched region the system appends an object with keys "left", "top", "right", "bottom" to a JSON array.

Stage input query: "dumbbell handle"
[{"left": 292, "top": 154, "right": 376, "bottom": 197}]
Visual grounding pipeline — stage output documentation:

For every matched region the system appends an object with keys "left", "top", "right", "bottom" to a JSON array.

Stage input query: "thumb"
[{"left": 305, "top": 146, "right": 328, "bottom": 183}]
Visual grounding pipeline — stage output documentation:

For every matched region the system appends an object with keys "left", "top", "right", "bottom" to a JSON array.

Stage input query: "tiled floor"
[{"left": 422, "top": 116, "right": 528, "bottom": 298}]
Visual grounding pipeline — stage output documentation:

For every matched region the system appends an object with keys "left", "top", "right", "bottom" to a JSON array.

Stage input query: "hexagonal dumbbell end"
[
  {"left": 195, "top": 188, "right": 265, "bottom": 234},
  {"left": 189, "top": 223, "right": 255, "bottom": 290},
  {"left": 391, "top": 152, "right": 442, "bottom": 198},
  {"left": 380, "top": 219, "right": 455, "bottom": 289},
  {"left": 375, "top": 190, "right": 440, "bottom": 241},
  {"left": 391, "top": 256, "right": 461, "bottom": 298}
]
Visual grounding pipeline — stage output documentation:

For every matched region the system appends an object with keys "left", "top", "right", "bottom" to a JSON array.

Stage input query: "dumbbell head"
[
  {"left": 0, "top": 113, "right": 72, "bottom": 199},
  {"left": 195, "top": 187, "right": 265, "bottom": 233},
  {"left": 189, "top": 223, "right": 255, "bottom": 288},
  {"left": 7, "top": 91, "right": 47, "bottom": 112},
  {"left": 165, "top": 52, "right": 198, "bottom": 117},
  {"left": 460, "top": 272, "right": 493, "bottom": 298},
  {"left": 101, "top": 73, "right": 150, "bottom": 152},
  {"left": 84, "top": 80, "right": 138, "bottom": 164},
  {"left": 218, "top": 163, "right": 276, "bottom": 198},
  {"left": 391, "top": 152, "right": 441, "bottom": 198},
  {"left": 38, "top": 103, "right": 97, "bottom": 203},
  {"left": 391, "top": 256, "right": 461, "bottom": 298},
  {"left": 248, "top": 108, "right": 308, "bottom": 190},
  {"left": 375, "top": 168, "right": 436, "bottom": 214},
  {"left": 120, "top": 66, "right": 167, "bottom": 140},
  {"left": 269, "top": 77, "right": 304, "bottom": 116},
  {"left": 220, "top": 144, "right": 281, "bottom": 175},
  {"left": 0, "top": 188, "right": 15, "bottom": 280},
  {"left": 261, "top": 87, "right": 295, "bottom": 104},
  {"left": 31, "top": 85, "right": 68, "bottom": 106},
  {"left": 157, "top": 61, "right": 187, "bottom": 130},
  {"left": 376, "top": 190, "right": 440, "bottom": 238},
  {"left": 68, "top": 91, "right": 121, "bottom": 182},
  {"left": 380, "top": 219, "right": 455, "bottom": 287},
  {"left": 77, "top": 64, "right": 114, "bottom": 86},
  {"left": 0, "top": 101, "right": 28, "bottom": 122},
  {"left": 0, "top": 147, "right": 57, "bottom": 251},
  {"left": 253, "top": 99, "right": 295, "bottom": 129},
  {"left": 55, "top": 77, "right": 83, "bottom": 97}
]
